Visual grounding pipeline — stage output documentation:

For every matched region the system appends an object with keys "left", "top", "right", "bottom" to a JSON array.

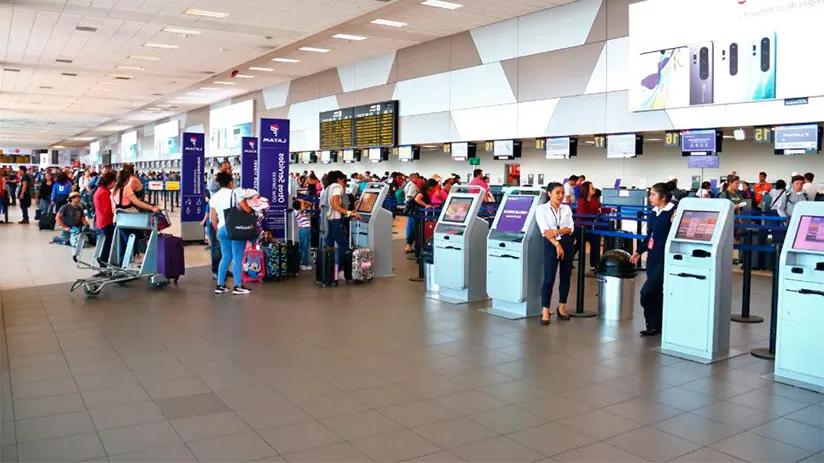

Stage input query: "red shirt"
[
  {"left": 576, "top": 197, "right": 601, "bottom": 228},
  {"left": 93, "top": 186, "right": 114, "bottom": 229}
]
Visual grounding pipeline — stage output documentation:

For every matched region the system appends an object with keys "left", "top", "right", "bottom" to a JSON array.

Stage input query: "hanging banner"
[
  {"left": 241, "top": 136, "right": 258, "bottom": 191},
  {"left": 181, "top": 132, "right": 205, "bottom": 223},
  {"left": 258, "top": 119, "right": 290, "bottom": 238}
]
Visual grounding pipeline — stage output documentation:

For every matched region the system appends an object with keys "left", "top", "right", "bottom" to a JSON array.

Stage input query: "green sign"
[{"left": 469, "top": 157, "right": 480, "bottom": 166}]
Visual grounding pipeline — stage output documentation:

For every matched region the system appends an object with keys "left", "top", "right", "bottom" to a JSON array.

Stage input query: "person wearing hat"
[{"left": 56, "top": 192, "right": 90, "bottom": 245}]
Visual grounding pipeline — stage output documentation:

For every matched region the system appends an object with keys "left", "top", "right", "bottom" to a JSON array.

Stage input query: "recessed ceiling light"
[
  {"left": 112, "top": 75, "right": 132, "bottom": 80},
  {"left": 186, "top": 92, "right": 206, "bottom": 96},
  {"left": 144, "top": 43, "right": 178, "bottom": 49},
  {"left": 422, "top": 0, "right": 463, "bottom": 9},
  {"left": 162, "top": 26, "right": 202, "bottom": 36},
  {"left": 156, "top": 104, "right": 174, "bottom": 108},
  {"left": 61, "top": 72, "right": 77, "bottom": 77},
  {"left": 213, "top": 81, "right": 235, "bottom": 85},
  {"left": 646, "top": 138, "right": 662, "bottom": 142},
  {"left": 371, "top": 19, "right": 407, "bottom": 27},
  {"left": 117, "top": 65, "right": 144, "bottom": 71},
  {"left": 74, "top": 25, "right": 97, "bottom": 32},
  {"left": 332, "top": 33, "right": 366, "bottom": 41},
  {"left": 3, "top": 68, "right": 20, "bottom": 72},
  {"left": 299, "top": 47, "right": 330, "bottom": 53},
  {"left": 248, "top": 67, "right": 274, "bottom": 72},
  {"left": 39, "top": 86, "right": 53, "bottom": 89},
  {"left": 199, "top": 87, "right": 219, "bottom": 91},
  {"left": 183, "top": 8, "right": 229, "bottom": 18},
  {"left": 70, "top": 137, "right": 96, "bottom": 141},
  {"left": 128, "top": 55, "right": 160, "bottom": 61},
  {"left": 272, "top": 58, "right": 299, "bottom": 63},
  {"left": 55, "top": 58, "right": 73, "bottom": 64},
  {"left": 98, "top": 125, "right": 132, "bottom": 131},
  {"left": 233, "top": 74, "right": 254, "bottom": 79}
]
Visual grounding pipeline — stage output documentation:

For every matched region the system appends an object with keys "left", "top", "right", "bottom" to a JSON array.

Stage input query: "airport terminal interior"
[{"left": 1, "top": 0, "right": 824, "bottom": 462}]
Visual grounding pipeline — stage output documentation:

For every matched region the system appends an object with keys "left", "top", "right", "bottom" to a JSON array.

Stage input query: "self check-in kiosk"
[
  {"left": 484, "top": 188, "right": 546, "bottom": 319},
  {"left": 774, "top": 202, "right": 824, "bottom": 392},
  {"left": 352, "top": 182, "right": 393, "bottom": 278},
  {"left": 661, "top": 198, "right": 735, "bottom": 364},
  {"left": 432, "top": 186, "right": 488, "bottom": 304}
]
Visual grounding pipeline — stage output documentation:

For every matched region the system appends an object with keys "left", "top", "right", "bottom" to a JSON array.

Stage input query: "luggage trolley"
[{"left": 70, "top": 211, "right": 170, "bottom": 298}]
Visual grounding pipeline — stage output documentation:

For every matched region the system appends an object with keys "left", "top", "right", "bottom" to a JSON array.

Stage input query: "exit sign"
[{"left": 469, "top": 157, "right": 480, "bottom": 166}]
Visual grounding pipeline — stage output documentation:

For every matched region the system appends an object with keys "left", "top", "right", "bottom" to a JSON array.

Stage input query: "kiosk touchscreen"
[
  {"left": 484, "top": 188, "right": 546, "bottom": 319},
  {"left": 661, "top": 198, "right": 735, "bottom": 364},
  {"left": 432, "top": 187, "right": 489, "bottom": 304},
  {"left": 352, "top": 183, "right": 393, "bottom": 278},
  {"left": 775, "top": 203, "right": 824, "bottom": 392}
]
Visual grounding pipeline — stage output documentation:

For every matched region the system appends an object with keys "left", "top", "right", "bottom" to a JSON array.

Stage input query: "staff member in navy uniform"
[
  {"left": 535, "top": 182, "right": 575, "bottom": 325},
  {"left": 630, "top": 183, "right": 676, "bottom": 337}
]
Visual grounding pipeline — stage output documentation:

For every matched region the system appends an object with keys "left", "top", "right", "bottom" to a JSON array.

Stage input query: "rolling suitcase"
[
  {"left": 157, "top": 234, "right": 186, "bottom": 283},
  {"left": 348, "top": 221, "right": 374, "bottom": 284},
  {"left": 315, "top": 245, "right": 337, "bottom": 287},
  {"left": 262, "top": 241, "right": 285, "bottom": 282},
  {"left": 285, "top": 241, "right": 300, "bottom": 276},
  {"left": 39, "top": 205, "right": 56, "bottom": 231},
  {"left": 242, "top": 244, "right": 265, "bottom": 284}
]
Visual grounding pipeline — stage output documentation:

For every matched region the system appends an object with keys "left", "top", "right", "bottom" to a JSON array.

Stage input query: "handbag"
[{"left": 224, "top": 192, "right": 258, "bottom": 241}]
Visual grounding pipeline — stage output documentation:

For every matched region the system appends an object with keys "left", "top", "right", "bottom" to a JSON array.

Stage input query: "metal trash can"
[
  {"left": 596, "top": 249, "right": 637, "bottom": 321},
  {"left": 421, "top": 240, "right": 438, "bottom": 294}
]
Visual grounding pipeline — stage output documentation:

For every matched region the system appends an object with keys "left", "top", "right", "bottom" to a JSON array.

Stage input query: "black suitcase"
[
  {"left": 315, "top": 246, "right": 336, "bottom": 287},
  {"left": 39, "top": 208, "right": 56, "bottom": 230},
  {"left": 285, "top": 241, "right": 300, "bottom": 276}
]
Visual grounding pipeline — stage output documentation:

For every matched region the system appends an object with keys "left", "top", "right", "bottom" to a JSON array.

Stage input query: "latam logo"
[
  {"left": 270, "top": 123, "right": 280, "bottom": 137},
  {"left": 190, "top": 136, "right": 198, "bottom": 146},
  {"left": 262, "top": 137, "right": 288, "bottom": 144},
  {"left": 248, "top": 140, "right": 256, "bottom": 150}
]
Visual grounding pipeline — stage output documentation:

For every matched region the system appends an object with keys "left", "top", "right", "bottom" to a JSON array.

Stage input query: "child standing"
[{"left": 294, "top": 200, "right": 312, "bottom": 271}]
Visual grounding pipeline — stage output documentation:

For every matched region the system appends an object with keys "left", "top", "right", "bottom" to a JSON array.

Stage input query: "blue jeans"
[
  {"left": 98, "top": 224, "right": 115, "bottom": 264},
  {"left": 324, "top": 219, "right": 349, "bottom": 267},
  {"left": 208, "top": 223, "right": 221, "bottom": 274},
  {"left": 299, "top": 227, "right": 311, "bottom": 266},
  {"left": 406, "top": 216, "right": 414, "bottom": 244},
  {"left": 217, "top": 226, "right": 246, "bottom": 287}
]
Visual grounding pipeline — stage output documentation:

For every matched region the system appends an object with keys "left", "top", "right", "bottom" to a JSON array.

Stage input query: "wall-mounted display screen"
[
  {"left": 321, "top": 150, "right": 332, "bottom": 163},
  {"left": 546, "top": 137, "right": 570, "bottom": 159},
  {"left": 442, "top": 197, "right": 473, "bottom": 224},
  {"left": 607, "top": 134, "right": 638, "bottom": 158},
  {"left": 357, "top": 192, "right": 378, "bottom": 213},
  {"left": 495, "top": 196, "right": 533, "bottom": 233},
  {"left": 300, "top": 151, "right": 314, "bottom": 164},
  {"left": 493, "top": 140, "right": 514, "bottom": 158},
  {"left": 774, "top": 124, "right": 819, "bottom": 155},
  {"left": 121, "top": 131, "right": 137, "bottom": 161},
  {"left": 319, "top": 101, "right": 398, "bottom": 150},
  {"left": 368, "top": 147, "right": 382, "bottom": 162},
  {"left": 792, "top": 216, "right": 824, "bottom": 252},
  {"left": 675, "top": 210, "right": 719, "bottom": 242},
  {"left": 451, "top": 142, "right": 469, "bottom": 161},
  {"left": 319, "top": 108, "right": 354, "bottom": 150},
  {"left": 342, "top": 149, "right": 355, "bottom": 162},
  {"left": 398, "top": 146, "right": 413, "bottom": 162},
  {"left": 681, "top": 129, "right": 717, "bottom": 154}
]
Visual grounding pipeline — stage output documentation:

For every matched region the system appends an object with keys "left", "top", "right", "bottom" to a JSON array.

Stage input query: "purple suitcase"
[{"left": 157, "top": 234, "right": 185, "bottom": 282}]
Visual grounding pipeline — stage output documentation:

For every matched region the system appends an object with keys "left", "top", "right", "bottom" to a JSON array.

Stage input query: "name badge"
[{"left": 648, "top": 237, "right": 655, "bottom": 250}]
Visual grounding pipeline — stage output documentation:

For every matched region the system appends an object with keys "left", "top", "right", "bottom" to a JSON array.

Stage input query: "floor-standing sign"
[
  {"left": 258, "top": 119, "right": 290, "bottom": 239},
  {"left": 181, "top": 132, "right": 205, "bottom": 242},
  {"left": 241, "top": 136, "right": 258, "bottom": 190}
]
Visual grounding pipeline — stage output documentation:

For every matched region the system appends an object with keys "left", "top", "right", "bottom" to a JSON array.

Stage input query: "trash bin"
[
  {"left": 596, "top": 249, "right": 637, "bottom": 321},
  {"left": 421, "top": 239, "right": 438, "bottom": 294}
]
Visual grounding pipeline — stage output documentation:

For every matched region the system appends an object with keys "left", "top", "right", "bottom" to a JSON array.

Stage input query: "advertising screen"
[
  {"left": 495, "top": 196, "right": 534, "bottom": 233},
  {"left": 357, "top": 192, "right": 378, "bottom": 213},
  {"left": 607, "top": 134, "right": 638, "bottom": 158},
  {"left": 792, "top": 216, "right": 824, "bottom": 252},
  {"left": 443, "top": 197, "right": 473, "bottom": 224},
  {"left": 545, "top": 137, "right": 570, "bottom": 159},
  {"left": 675, "top": 210, "right": 719, "bottom": 242},
  {"left": 775, "top": 124, "right": 819, "bottom": 154},
  {"left": 682, "top": 129, "right": 717, "bottom": 153},
  {"left": 629, "top": 0, "right": 824, "bottom": 111}
]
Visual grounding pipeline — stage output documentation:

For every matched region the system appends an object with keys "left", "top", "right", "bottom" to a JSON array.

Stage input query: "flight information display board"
[
  {"left": 318, "top": 101, "right": 398, "bottom": 150},
  {"left": 319, "top": 108, "right": 354, "bottom": 150}
]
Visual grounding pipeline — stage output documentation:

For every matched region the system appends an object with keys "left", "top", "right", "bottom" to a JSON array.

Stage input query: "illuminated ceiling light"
[
  {"left": 422, "top": 0, "right": 463, "bottom": 9},
  {"left": 299, "top": 47, "right": 330, "bottom": 53},
  {"left": 183, "top": 8, "right": 229, "bottom": 18},
  {"left": 117, "top": 65, "right": 144, "bottom": 71},
  {"left": 144, "top": 43, "right": 179, "bottom": 49},
  {"left": 248, "top": 66, "right": 274, "bottom": 72},
  {"left": 162, "top": 26, "right": 202, "bottom": 36},
  {"left": 370, "top": 19, "right": 407, "bottom": 27},
  {"left": 213, "top": 81, "right": 235, "bottom": 85},
  {"left": 186, "top": 92, "right": 206, "bottom": 96},
  {"left": 156, "top": 104, "right": 174, "bottom": 108},
  {"left": 70, "top": 137, "right": 96, "bottom": 141},
  {"left": 199, "top": 87, "right": 219, "bottom": 91},
  {"left": 98, "top": 125, "right": 132, "bottom": 131},
  {"left": 233, "top": 74, "right": 254, "bottom": 79},
  {"left": 332, "top": 33, "right": 366, "bottom": 41},
  {"left": 272, "top": 58, "right": 299, "bottom": 63},
  {"left": 128, "top": 55, "right": 160, "bottom": 61}
]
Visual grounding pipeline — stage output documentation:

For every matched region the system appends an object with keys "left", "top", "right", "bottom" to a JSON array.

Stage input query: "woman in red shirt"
[
  {"left": 576, "top": 181, "right": 602, "bottom": 272},
  {"left": 93, "top": 172, "right": 117, "bottom": 265}
]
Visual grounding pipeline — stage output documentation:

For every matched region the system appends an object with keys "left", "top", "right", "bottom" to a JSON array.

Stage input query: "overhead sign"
[
  {"left": 181, "top": 132, "right": 205, "bottom": 223},
  {"left": 753, "top": 126, "right": 772, "bottom": 144},
  {"left": 665, "top": 131, "right": 681, "bottom": 148},
  {"left": 319, "top": 101, "right": 398, "bottom": 150},
  {"left": 259, "top": 118, "right": 290, "bottom": 238},
  {"left": 681, "top": 129, "right": 717, "bottom": 154},
  {"left": 688, "top": 155, "right": 719, "bottom": 169}
]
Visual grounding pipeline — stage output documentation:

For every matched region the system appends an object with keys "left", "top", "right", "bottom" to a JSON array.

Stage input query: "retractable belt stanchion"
[
  {"left": 409, "top": 211, "right": 426, "bottom": 282},
  {"left": 732, "top": 228, "right": 765, "bottom": 324},
  {"left": 751, "top": 243, "right": 781, "bottom": 360},
  {"left": 570, "top": 226, "right": 596, "bottom": 318}
]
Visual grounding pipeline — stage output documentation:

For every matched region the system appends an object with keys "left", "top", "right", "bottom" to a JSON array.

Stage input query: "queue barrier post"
[
  {"left": 570, "top": 226, "right": 597, "bottom": 318},
  {"left": 409, "top": 211, "right": 426, "bottom": 282},
  {"left": 751, "top": 242, "right": 781, "bottom": 360},
  {"left": 732, "top": 228, "right": 765, "bottom": 324}
]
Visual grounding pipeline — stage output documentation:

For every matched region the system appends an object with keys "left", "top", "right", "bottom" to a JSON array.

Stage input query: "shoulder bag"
[{"left": 224, "top": 191, "right": 259, "bottom": 241}]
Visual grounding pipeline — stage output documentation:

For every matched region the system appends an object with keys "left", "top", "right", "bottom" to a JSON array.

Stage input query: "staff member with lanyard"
[
  {"left": 630, "top": 183, "right": 675, "bottom": 337},
  {"left": 535, "top": 182, "right": 575, "bottom": 325}
]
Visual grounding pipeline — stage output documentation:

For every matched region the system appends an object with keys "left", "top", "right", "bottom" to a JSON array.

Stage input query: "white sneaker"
[
  {"left": 338, "top": 271, "right": 346, "bottom": 281},
  {"left": 232, "top": 286, "right": 252, "bottom": 295},
  {"left": 300, "top": 265, "right": 312, "bottom": 271}
]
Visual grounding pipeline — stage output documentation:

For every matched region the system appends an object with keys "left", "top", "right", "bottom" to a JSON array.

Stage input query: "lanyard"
[{"left": 550, "top": 206, "right": 562, "bottom": 231}]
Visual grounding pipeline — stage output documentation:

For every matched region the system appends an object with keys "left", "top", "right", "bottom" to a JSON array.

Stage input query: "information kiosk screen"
[
  {"left": 675, "top": 210, "right": 719, "bottom": 242},
  {"left": 358, "top": 192, "right": 378, "bottom": 214},
  {"left": 443, "top": 197, "right": 473, "bottom": 224},
  {"left": 793, "top": 216, "right": 824, "bottom": 252},
  {"left": 496, "top": 196, "right": 533, "bottom": 232}
]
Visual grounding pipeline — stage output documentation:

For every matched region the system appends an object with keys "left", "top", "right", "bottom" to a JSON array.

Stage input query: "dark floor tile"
[
  {"left": 321, "top": 410, "right": 404, "bottom": 441},
  {"left": 606, "top": 426, "right": 702, "bottom": 462},
  {"left": 450, "top": 436, "right": 544, "bottom": 462},
  {"left": 351, "top": 429, "right": 442, "bottom": 462},
  {"left": 711, "top": 431, "right": 813, "bottom": 463},
  {"left": 553, "top": 441, "right": 650, "bottom": 462},
  {"left": 750, "top": 417, "right": 824, "bottom": 453},
  {"left": 692, "top": 401, "right": 778, "bottom": 430},
  {"left": 508, "top": 422, "right": 597, "bottom": 457},
  {"left": 652, "top": 413, "right": 743, "bottom": 445},
  {"left": 603, "top": 397, "right": 682, "bottom": 425},
  {"left": 558, "top": 409, "right": 643, "bottom": 440},
  {"left": 153, "top": 392, "right": 230, "bottom": 420}
]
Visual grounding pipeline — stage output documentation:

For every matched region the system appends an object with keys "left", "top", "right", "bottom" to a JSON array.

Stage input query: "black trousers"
[
  {"left": 583, "top": 232, "right": 600, "bottom": 269},
  {"left": 640, "top": 261, "right": 665, "bottom": 330},
  {"left": 541, "top": 237, "right": 574, "bottom": 307}
]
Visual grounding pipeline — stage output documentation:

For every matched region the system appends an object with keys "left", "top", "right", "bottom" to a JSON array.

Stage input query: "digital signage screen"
[
  {"left": 443, "top": 197, "right": 473, "bottom": 224},
  {"left": 675, "top": 210, "right": 719, "bottom": 242},
  {"left": 495, "top": 196, "right": 533, "bottom": 233},
  {"left": 607, "top": 134, "right": 639, "bottom": 158},
  {"left": 493, "top": 140, "right": 514, "bottom": 159},
  {"left": 793, "top": 216, "right": 824, "bottom": 252},
  {"left": 545, "top": 137, "right": 570, "bottom": 159},
  {"left": 774, "top": 124, "right": 820, "bottom": 155},
  {"left": 451, "top": 142, "right": 469, "bottom": 161},
  {"left": 319, "top": 108, "right": 354, "bottom": 150},
  {"left": 681, "top": 129, "right": 717, "bottom": 154},
  {"left": 398, "top": 146, "right": 413, "bottom": 162},
  {"left": 357, "top": 192, "right": 379, "bottom": 214}
]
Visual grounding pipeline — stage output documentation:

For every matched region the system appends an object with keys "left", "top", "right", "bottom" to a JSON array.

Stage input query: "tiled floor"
[{"left": 1, "top": 204, "right": 822, "bottom": 462}]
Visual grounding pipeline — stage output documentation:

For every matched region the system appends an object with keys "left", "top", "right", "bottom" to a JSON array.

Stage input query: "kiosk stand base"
[
  {"left": 731, "top": 314, "right": 764, "bottom": 324},
  {"left": 653, "top": 346, "right": 747, "bottom": 365},
  {"left": 568, "top": 310, "right": 597, "bottom": 318},
  {"left": 750, "top": 347, "right": 775, "bottom": 360},
  {"left": 764, "top": 374, "right": 824, "bottom": 394},
  {"left": 480, "top": 307, "right": 536, "bottom": 320},
  {"left": 427, "top": 291, "right": 489, "bottom": 305}
]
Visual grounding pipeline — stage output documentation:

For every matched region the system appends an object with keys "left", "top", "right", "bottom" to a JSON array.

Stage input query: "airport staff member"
[
  {"left": 630, "top": 183, "right": 675, "bottom": 337},
  {"left": 535, "top": 182, "right": 575, "bottom": 326}
]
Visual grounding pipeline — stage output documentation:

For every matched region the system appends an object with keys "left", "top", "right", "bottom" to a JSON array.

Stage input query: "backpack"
[{"left": 242, "top": 244, "right": 265, "bottom": 284}]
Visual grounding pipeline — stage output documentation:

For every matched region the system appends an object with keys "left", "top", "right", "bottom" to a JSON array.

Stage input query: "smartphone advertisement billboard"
[{"left": 629, "top": 0, "right": 824, "bottom": 111}]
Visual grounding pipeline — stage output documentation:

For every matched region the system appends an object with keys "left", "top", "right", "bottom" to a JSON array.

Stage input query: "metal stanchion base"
[
  {"left": 409, "top": 277, "right": 424, "bottom": 282},
  {"left": 568, "top": 310, "right": 597, "bottom": 318},
  {"left": 750, "top": 347, "right": 775, "bottom": 360},
  {"left": 731, "top": 314, "right": 764, "bottom": 323}
]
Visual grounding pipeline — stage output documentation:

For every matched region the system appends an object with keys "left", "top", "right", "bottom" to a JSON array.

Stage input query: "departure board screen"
[
  {"left": 353, "top": 101, "right": 398, "bottom": 148},
  {"left": 319, "top": 108, "right": 354, "bottom": 150}
]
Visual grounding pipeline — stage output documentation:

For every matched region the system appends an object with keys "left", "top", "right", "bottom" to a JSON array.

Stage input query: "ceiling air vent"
[
  {"left": 4, "top": 68, "right": 20, "bottom": 72},
  {"left": 55, "top": 59, "right": 73, "bottom": 64},
  {"left": 201, "top": 71, "right": 216, "bottom": 75},
  {"left": 62, "top": 72, "right": 77, "bottom": 77},
  {"left": 40, "top": 86, "right": 53, "bottom": 89},
  {"left": 75, "top": 26, "right": 98, "bottom": 32},
  {"left": 114, "top": 76, "right": 131, "bottom": 80}
]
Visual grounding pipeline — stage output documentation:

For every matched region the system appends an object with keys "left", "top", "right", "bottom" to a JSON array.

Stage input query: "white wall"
[{"left": 293, "top": 140, "right": 823, "bottom": 189}]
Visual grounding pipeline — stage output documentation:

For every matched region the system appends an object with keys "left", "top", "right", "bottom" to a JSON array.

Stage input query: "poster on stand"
[
  {"left": 241, "top": 136, "right": 258, "bottom": 190},
  {"left": 181, "top": 133, "right": 205, "bottom": 225},
  {"left": 258, "top": 119, "right": 290, "bottom": 238}
]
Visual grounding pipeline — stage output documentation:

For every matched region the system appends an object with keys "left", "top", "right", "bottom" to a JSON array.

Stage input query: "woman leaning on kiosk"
[{"left": 535, "top": 182, "right": 575, "bottom": 325}]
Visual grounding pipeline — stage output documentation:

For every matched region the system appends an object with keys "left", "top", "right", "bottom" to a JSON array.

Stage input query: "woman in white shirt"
[
  {"left": 209, "top": 172, "right": 253, "bottom": 295},
  {"left": 324, "top": 171, "right": 360, "bottom": 280},
  {"left": 535, "top": 182, "right": 575, "bottom": 325}
]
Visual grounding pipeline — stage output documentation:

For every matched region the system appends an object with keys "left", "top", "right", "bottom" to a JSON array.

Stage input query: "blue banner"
[
  {"left": 258, "top": 119, "right": 290, "bottom": 238},
  {"left": 181, "top": 132, "right": 205, "bottom": 223},
  {"left": 241, "top": 136, "right": 258, "bottom": 190}
]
